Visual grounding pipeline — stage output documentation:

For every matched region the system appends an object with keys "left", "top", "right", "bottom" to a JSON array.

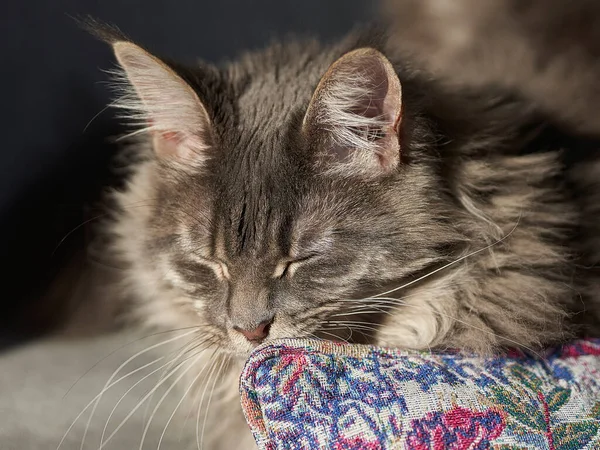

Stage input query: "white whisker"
[
  {"left": 66, "top": 357, "right": 164, "bottom": 450},
  {"left": 142, "top": 337, "right": 203, "bottom": 427},
  {"left": 329, "top": 305, "right": 389, "bottom": 318},
  {"left": 82, "top": 104, "right": 111, "bottom": 133},
  {"left": 97, "top": 355, "right": 192, "bottom": 448},
  {"left": 92, "top": 332, "right": 197, "bottom": 449},
  {"left": 102, "top": 338, "right": 211, "bottom": 448},
  {"left": 328, "top": 320, "right": 381, "bottom": 329},
  {"left": 195, "top": 353, "right": 218, "bottom": 450},
  {"left": 200, "top": 356, "right": 228, "bottom": 450},
  {"left": 372, "top": 216, "right": 520, "bottom": 299},
  {"left": 98, "top": 352, "right": 200, "bottom": 450},
  {"left": 138, "top": 350, "right": 207, "bottom": 450},
  {"left": 156, "top": 352, "right": 214, "bottom": 450},
  {"left": 58, "top": 329, "right": 196, "bottom": 450},
  {"left": 325, "top": 323, "right": 379, "bottom": 336},
  {"left": 318, "top": 330, "right": 350, "bottom": 344}
]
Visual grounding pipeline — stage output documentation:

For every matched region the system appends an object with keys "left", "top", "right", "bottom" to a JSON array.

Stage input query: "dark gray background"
[{"left": 1, "top": 1, "right": 373, "bottom": 341}]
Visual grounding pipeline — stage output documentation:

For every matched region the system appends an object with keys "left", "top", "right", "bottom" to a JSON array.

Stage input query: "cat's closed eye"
[
  {"left": 272, "top": 255, "right": 317, "bottom": 279},
  {"left": 202, "top": 259, "right": 230, "bottom": 281}
]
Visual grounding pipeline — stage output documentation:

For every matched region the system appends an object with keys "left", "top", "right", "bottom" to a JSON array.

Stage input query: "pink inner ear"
[
  {"left": 152, "top": 129, "right": 187, "bottom": 159},
  {"left": 147, "top": 115, "right": 188, "bottom": 158},
  {"left": 160, "top": 131, "right": 181, "bottom": 142},
  {"left": 304, "top": 48, "right": 403, "bottom": 175}
]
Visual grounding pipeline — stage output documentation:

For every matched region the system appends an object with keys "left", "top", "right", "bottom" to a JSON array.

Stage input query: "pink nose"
[{"left": 233, "top": 319, "right": 273, "bottom": 343}]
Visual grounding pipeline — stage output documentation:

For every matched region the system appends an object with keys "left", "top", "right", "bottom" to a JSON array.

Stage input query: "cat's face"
[
  {"left": 148, "top": 171, "right": 393, "bottom": 354},
  {"left": 109, "top": 38, "right": 456, "bottom": 356}
]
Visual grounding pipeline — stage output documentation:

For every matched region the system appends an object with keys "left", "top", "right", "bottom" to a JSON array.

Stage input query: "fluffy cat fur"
[{"left": 49, "top": 17, "right": 600, "bottom": 449}]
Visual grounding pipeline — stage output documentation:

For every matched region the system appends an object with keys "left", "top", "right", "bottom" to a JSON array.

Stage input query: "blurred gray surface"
[{"left": 0, "top": 330, "right": 207, "bottom": 450}]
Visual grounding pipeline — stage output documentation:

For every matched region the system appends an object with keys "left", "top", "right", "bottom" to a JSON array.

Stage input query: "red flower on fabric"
[
  {"left": 406, "top": 406, "right": 505, "bottom": 450},
  {"left": 333, "top": 436, "right": 382, "bottom": 450},
  {"left": 559, "top": 340, "right": 600, "bottom": 358}
]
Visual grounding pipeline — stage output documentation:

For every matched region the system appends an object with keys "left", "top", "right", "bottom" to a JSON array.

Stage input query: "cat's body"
[
  {"left": 43, "top": 18, "right": 600, "bottom": 449},
  {"left": 382, "top": 0, "right": 600, "bottom": 136}
]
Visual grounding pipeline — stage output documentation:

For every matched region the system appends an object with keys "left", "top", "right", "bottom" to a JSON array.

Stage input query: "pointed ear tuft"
[
  {"left": 303, "top": 48, "right": 402, "bottom": 176},
  {"left": 110, "top": 41, "right": 212, "bottom": 165},
  {"left": 76, "top": 15, "right": 130, "bottom": 45}
]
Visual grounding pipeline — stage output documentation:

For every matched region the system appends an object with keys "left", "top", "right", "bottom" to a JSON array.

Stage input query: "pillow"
[{"left": 240, "top": 339, "right": 600, "bottom": 449}]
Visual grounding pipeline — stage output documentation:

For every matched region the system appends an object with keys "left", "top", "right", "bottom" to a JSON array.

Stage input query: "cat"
[{"left": 47, "top": 15, "right": 600, "bottom": 449}]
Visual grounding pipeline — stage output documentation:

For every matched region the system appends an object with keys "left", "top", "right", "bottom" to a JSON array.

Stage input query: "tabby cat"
[{"left": 51, "top": 10, "right": 600, "bottom": 447}]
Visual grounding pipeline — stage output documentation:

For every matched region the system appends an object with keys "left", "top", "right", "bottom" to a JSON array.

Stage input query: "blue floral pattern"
[{"left": 240, "top": 339, "right": 600, "bottom": 449}]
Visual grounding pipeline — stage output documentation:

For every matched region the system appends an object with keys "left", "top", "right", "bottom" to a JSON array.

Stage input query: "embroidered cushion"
[{"left": 240, "top": 339, "right": 600, "bottom": 449}]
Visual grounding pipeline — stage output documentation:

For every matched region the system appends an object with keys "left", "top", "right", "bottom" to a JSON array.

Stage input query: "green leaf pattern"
[
  {"left": 483, "top": 363, "right": 600, "bottom": 449},
  {"left": 554, "top": 421, "right": 600, "bottom": 449}
]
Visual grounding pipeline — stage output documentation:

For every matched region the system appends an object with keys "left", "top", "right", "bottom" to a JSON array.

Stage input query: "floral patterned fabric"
[{"left": 239, "top": 339, "right": 600, "bottom": 449}]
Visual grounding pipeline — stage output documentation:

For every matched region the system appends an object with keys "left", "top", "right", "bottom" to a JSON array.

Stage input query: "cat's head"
[{"left": 104, "top": 33, "right": 460, "bottom": 356}]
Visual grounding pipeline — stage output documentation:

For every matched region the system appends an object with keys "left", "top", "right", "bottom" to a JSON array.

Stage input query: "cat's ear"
[
  {"left": 302, "top": 48, "right": 402, "bottom": 176},
  {"left": 111, "top": 41, "right": 212, "bottom": 165}
]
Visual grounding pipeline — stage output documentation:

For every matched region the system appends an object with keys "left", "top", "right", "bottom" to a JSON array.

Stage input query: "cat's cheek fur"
[{"left": 107, "top": 160, "right": 201, "bottom": 329}]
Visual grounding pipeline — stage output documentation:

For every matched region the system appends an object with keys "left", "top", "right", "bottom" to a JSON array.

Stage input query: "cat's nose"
[{"left": 233, "top": 316, "right": 273, "bottom": 343}]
